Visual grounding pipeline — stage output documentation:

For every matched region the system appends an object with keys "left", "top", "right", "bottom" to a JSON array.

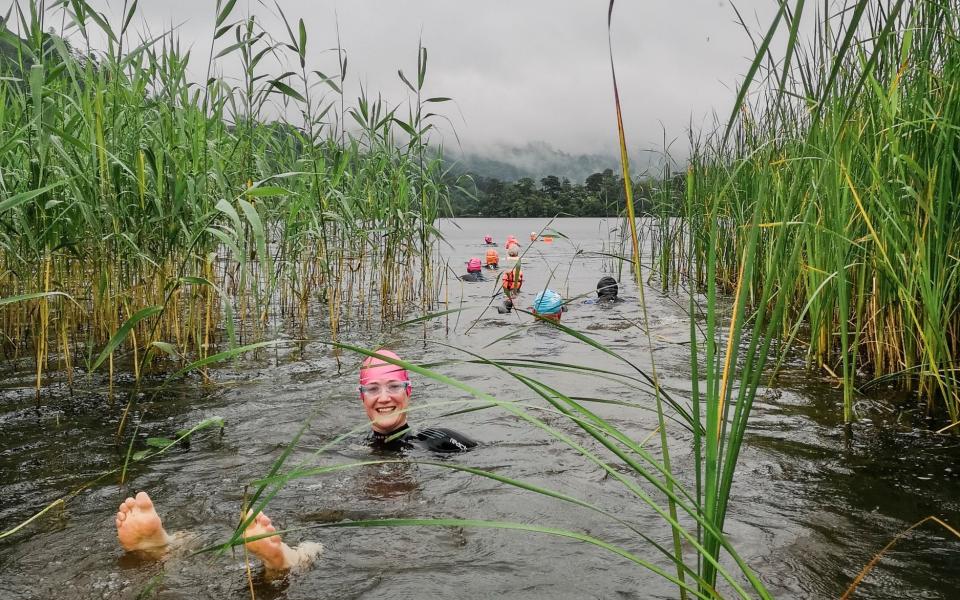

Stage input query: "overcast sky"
[{"left": 28, "top": 1, "right": 785, "bottom": 159}]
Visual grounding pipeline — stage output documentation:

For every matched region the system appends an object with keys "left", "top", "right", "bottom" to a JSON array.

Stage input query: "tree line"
[{"left": 445, "top": 168, "right": 685, "bottom": 218}]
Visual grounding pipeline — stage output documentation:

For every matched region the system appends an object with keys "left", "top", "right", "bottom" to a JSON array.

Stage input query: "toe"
[{"left": 134, "top": 491, "right": 153, "bottom": 509}]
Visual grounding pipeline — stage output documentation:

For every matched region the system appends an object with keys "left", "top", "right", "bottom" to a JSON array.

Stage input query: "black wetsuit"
[
  {"left": 461, "top": 271, "right": 485, "bottom": 282},
  {"left": 368, "top": 423, "right": 478, "bottom": 453}
]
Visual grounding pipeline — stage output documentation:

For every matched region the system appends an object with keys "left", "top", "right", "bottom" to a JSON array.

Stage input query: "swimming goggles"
[{"left": 358, "top": 381, "right": 411, "bottom": 396}]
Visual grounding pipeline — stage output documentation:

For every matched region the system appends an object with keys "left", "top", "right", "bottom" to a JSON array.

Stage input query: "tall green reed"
[
  {"left": 0, "top": 0, "right": 451, "bottom": 392},
  {"left": 684, "top": 0, "right": 960, "bottom": 425}
]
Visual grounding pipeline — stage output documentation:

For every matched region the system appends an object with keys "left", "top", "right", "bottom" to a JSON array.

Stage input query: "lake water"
[{"left": 1, "top": 217, "right": 958, "bottom": 599}]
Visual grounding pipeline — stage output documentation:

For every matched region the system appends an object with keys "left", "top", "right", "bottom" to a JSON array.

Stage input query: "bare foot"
[
  {"left": 116, "top": 491, "right": 171, "bottom": 552},
  {"left": 242, "top": 511, "right": 323, "bottom": 571},
  {"left": 243, "top": 511, "right": 301, "bottom": 571}
]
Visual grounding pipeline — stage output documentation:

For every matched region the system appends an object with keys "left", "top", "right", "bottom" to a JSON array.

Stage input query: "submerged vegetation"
[{"left": 0, "top": 0, "right": 450, "bottom": 394}]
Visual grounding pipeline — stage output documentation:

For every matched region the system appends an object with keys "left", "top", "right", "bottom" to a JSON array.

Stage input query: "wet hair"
[{"left": 597, "top": 276, "right": 618, "bottom": 299}]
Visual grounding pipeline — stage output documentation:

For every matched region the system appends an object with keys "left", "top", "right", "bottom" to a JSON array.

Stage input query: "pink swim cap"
[
  {"left": 484, "top": 235, "right": 492, "bottom": 243},
  {"left": 359, "top": 349, "right": 410, "bottom": 386},
  {"left": 467, "top": 257, "right": 482, "bottom": 272}
]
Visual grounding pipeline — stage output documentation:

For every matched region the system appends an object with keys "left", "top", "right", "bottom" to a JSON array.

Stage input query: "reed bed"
[
  {"left": 679, "top": 0, "right": 960, "bottom": 424},
  {"left": 0, "top": 0, "right": 449, "bottom": 394}
]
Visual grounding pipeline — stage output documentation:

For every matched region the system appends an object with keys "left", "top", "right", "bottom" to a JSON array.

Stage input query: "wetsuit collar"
[{"left": 370, "top": 422, "right": 411, "bottom": 443}]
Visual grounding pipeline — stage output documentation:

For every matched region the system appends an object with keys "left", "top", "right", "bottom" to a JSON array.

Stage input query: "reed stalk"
[
  {"left": 0, "top": 0, "right": 451, "bottom": 390},
  {"left": 683, "top": 0, "right": 960, "bottom": 424}
]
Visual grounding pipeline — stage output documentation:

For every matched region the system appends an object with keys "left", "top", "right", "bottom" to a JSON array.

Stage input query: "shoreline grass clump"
[
  {"left": 682, "top": 0, "right": 960, "bottom": 425},
  {"left": 0, "top": 0, "right": 452, "bottom": 394}
]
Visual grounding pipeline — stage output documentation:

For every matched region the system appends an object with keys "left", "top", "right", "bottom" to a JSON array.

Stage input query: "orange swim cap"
[{"left": 486, "top": 249, "right": 499, "bottom": 265}]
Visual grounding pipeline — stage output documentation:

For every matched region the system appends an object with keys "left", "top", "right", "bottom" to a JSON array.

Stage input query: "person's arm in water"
[
  {"left": 413, "top": 427, "right": 478, "bottom": 452},
  {"left": 369, "top": 423, "right": 478, "bottom": 453}
]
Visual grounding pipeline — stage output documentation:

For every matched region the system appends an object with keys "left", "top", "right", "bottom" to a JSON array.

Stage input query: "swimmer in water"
[
  {"left": 596, "top": 276, "right": 622, "bottom": 303},
  {"left": 461, "top": 257, "right": 485, "bottom": 282},
  {"left": 485, "top": 249, "right": 499, "bottom": 270},
  {"left": 532, "top": 289, "right": 565, "bottom": 322},
  {"left": 483, "top": 235, "right": 497, "bottom": 246},
  {"left": 116, "top": 350, "right": 475, "bottom": 570},
  {"left": 496, "top": 265, "right": 523, "bottom": 314},
  {"left": 360, "top": 349, "right": 477, "bottom": 452}
]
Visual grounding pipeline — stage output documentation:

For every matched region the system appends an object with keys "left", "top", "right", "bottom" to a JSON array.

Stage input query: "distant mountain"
[{"left": 446, "top": 141, "right": 621, "bottom": 184}]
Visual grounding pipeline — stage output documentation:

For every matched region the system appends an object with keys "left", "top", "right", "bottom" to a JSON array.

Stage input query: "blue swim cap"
[{"left": 533, "top": 289, "right": 563, "bottom": 315}]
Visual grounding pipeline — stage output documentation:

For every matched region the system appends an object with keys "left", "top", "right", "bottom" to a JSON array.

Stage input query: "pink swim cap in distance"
[
  {"left": 467, "top": 257, "right": 482, "bottom": 272},
  {"left": 484, "top": 235, "right": 493, "bottom": 243},
  {"left": 359, "top": 349, "right": 411, "bottom": 386}
]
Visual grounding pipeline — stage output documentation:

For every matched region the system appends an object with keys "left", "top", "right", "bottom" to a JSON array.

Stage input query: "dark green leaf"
[
  {"left": 270, "top": 80, "right": 306, "bottom": 103},
  {"left": 91, "top": 305, "right": 164, "bottom": 372}
]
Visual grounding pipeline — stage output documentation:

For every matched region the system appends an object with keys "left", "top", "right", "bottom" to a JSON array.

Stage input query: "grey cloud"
[{"left": 31, "top": 0, "right": 782, "bottom": 160}]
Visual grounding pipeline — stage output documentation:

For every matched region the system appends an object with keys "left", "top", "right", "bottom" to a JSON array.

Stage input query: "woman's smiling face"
[{"left": 360, "top": 378, "right": 411, "bottom": 433}]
